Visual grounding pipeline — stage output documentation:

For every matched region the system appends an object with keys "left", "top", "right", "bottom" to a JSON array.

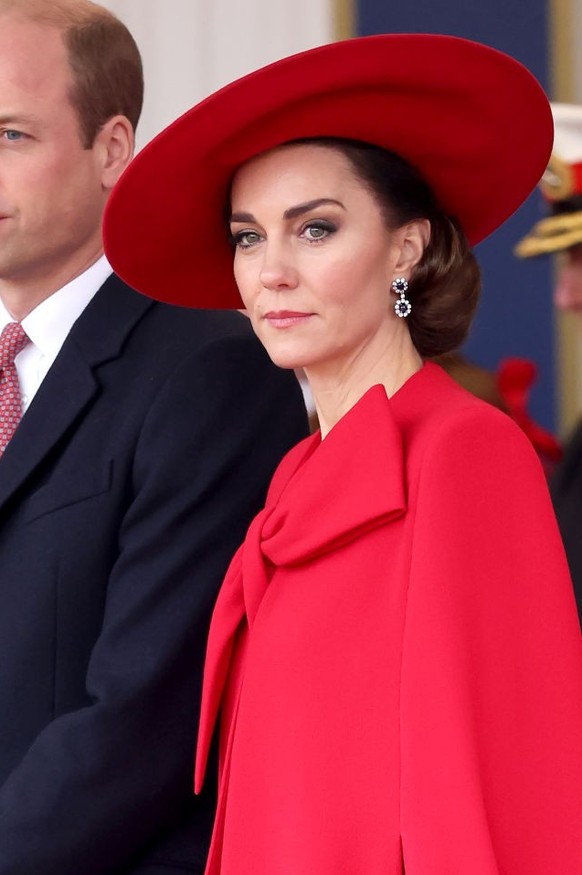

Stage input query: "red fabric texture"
[{"left": 196, "top": 363, "right": 582, "bottom": 874}]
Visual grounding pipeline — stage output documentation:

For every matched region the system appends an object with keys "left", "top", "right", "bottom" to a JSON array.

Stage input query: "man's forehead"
[
  {"left": 0, "top": 15, "right": 71, "bottom": 94},
  {"left": 0, "top": 11, "right": 67, "bottom": 60}
]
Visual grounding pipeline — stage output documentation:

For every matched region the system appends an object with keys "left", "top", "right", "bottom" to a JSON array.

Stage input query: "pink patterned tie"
[{"left": 0, "top": 322, "right": 30, "bottom": 453}]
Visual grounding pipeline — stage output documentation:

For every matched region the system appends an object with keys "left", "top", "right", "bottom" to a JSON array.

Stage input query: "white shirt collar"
[{"left": 0, "top": 255, "right": 113, "bottom": 353}]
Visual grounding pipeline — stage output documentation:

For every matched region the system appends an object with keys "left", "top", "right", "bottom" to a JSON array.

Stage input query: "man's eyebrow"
[
  {"left": 230, "top": 198, "right": 345, "bottom": 224},
  {"left": 0, "top": 113, "right": 38, "bottom": 127}
]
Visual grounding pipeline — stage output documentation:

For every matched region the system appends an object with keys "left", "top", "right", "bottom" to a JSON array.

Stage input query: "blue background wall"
[{"left": 357, "top": 1, "right": 555, "bottom": 429}]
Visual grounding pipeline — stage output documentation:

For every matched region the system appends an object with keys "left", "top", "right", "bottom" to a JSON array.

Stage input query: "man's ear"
[{"left": 95, "top": 115, "right": 135, "bottom": 191}]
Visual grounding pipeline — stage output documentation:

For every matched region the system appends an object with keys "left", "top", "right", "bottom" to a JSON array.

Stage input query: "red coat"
[{"left": 196, "top": 363, "right": 582, "bottom": 874}]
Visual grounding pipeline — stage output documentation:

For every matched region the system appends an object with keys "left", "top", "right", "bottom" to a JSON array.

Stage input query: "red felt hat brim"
[{"left": 103, "top": 33, "right": 553, "bottom": 309}]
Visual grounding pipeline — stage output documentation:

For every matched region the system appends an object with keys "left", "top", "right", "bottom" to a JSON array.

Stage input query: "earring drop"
[{"left": 392, "top": 277, "right": 412, "bottom": 318}]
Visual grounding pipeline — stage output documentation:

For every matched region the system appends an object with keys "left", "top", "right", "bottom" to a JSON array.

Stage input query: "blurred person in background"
[{"left": 516, "top": 101, "right": 582, "bottom": 621}]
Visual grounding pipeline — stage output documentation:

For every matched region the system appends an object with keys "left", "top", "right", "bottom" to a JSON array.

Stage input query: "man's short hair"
[{"left": 0, "top": 0, "right": 144, "bottom": 147}]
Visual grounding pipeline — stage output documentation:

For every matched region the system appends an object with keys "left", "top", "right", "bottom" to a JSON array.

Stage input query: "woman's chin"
[
  {"left": 256, "top": 338, "right": 314, "bottom": 372},
  {"left": 265, "top": 350, "right": 310, "bottom": 371}
]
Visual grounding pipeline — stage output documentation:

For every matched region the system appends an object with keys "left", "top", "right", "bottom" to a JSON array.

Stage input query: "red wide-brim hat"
[{"left": 103, "top": 33, "right": 553, "bottom": 309}]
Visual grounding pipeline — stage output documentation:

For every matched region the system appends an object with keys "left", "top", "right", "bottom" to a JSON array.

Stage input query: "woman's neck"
[{"left": 307, "top": 329, "right": 423, "bottom": 439}]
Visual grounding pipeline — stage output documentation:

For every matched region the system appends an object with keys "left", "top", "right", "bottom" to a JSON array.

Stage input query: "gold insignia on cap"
[
  {"left": 514, "top": 211, "right": 582, "bottom": 257},
  {"left": 540, "top": 153, "right": 575, "bottom": 201}
]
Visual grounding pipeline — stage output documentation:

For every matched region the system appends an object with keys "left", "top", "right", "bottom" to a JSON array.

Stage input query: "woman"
[{"left": 104, "top": 35, "right": 582, "bottom": 875}]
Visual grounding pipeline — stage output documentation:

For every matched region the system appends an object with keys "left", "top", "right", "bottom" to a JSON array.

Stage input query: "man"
[
  {"left": 0, "top": 2, "right": 308, "bottom": 873},
  {"left": 516, "top": 101, "right": 582, "bottom": 620}
]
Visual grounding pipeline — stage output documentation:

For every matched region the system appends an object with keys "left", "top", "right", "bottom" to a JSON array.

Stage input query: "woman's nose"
[{"left": 259, "top": 242, "right": 299, "bottom": 291}]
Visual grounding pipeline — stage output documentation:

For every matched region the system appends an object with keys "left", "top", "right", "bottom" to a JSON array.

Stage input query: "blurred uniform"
[{"left": 516, "top": 102, "right": 582, "bottom": 622}]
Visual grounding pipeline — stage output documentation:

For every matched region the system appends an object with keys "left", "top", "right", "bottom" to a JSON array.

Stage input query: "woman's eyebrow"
[
  {"left": 283, "top": 198, "right": 345, "bottom": 220},
  {"left": 230, "top": 198, "right": 345, "bottom": 225},
  {"left": 229, "top": 211, "right": 255, "bottom": 223}
]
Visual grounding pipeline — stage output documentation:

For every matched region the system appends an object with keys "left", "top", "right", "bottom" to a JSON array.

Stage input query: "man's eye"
[{"left": 2, "top": 130, "right": 24, "bottom": 141}]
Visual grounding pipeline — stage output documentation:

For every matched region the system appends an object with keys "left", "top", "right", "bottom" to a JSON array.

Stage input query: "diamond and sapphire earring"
[{"left": 391, "top": 277, "right": 412, "bottom": 318}]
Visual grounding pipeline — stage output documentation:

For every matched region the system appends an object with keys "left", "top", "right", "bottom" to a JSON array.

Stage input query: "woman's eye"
[
  {"left": 302, "top": 222, "right": 336, "bottom": 241},
  {"left": 231, "top": 230, "right": 262, "bottom": 249}
]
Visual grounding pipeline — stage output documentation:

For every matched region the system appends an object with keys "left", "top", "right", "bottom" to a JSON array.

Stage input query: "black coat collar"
[{"left": 0, "top": 275, "right": 153, "bottom": 511}]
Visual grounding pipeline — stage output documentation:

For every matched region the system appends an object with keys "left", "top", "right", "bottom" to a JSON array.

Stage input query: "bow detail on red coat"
[{"left": 195, "top": 384, "right": 407, "bottom": 792}]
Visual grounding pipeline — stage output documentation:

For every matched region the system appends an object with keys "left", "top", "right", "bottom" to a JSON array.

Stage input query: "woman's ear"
[
  {"left": 393, "top": 218, "right": 431, "bottom": 275},
  {"left": 94, "top": 115, "right": 135, "bottom": 191}
]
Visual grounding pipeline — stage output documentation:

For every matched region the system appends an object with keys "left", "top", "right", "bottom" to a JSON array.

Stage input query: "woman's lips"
[{"left": 263, "top": 310, "right": 313, "bottom": 328}]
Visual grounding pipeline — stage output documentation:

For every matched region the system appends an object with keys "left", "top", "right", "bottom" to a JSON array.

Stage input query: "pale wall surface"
[{"left": 98, "top": 0, "right": 335, "bottom": 150}]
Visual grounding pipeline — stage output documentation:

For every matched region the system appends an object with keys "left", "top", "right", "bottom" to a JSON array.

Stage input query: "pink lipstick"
[{"left": 264, "top": 311, "right": 312, "bottom": 328}]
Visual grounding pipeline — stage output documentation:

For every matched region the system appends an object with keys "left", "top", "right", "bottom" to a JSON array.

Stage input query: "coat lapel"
[
  {"left": 0, "top": 274, "right": 152, "bottom": 512},
  {"left": 260, "top": 383, "right": 407, "bottom": 566}
]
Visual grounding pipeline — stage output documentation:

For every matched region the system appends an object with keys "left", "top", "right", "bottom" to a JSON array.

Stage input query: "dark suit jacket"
[
  {"left": 0, "top": 274, "right": 309, "bottom": 874},
  {"left": 550, "top": 420, "right": 582, "bottom": 625}
]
